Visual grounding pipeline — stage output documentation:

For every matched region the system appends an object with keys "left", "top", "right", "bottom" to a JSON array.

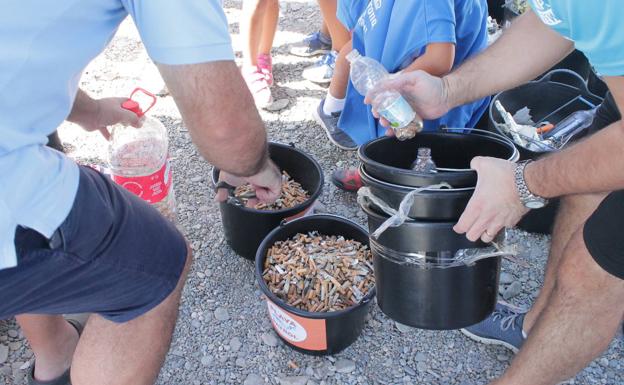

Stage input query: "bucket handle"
[
  {"left": 536, "top": 69, "right": 601, "bottom": 101},
  {"left": 439, "top": 127, "right": 520, "bottom": 163}
]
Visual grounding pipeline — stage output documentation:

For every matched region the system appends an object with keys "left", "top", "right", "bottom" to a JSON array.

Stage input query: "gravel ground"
[{"left": 1, "top": 1, "right": 622, "bottom": 384}]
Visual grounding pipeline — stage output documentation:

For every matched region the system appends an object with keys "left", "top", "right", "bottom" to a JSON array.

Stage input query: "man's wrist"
[
  {"left": 441, "top": 74, "right": 457, "bottom": 111},
  {"left": 524, "top": 160, "right": 545, "bottom": 198}
]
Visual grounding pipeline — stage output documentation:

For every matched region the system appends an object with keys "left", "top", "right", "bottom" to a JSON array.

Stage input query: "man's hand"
[
  {"left": 454, "top": 157, "right": 529, "bottom": 243},
  {"left": 215, "top": 159, "right": 282, "bottom": 205},
  {"left": 364, "top": 70, "right": 450, "bottom": 129},
  {"left": 67, "top": 90, "right": 143, "bottom": 140}
]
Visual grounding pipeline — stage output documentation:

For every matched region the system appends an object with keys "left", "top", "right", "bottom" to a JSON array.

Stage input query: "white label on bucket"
[{"left": 267, "top": 301, "right": 307, "bottom": 342}]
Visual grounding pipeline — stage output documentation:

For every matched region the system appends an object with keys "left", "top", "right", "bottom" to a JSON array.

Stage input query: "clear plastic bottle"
[
  {"left": 108, "top": 88, "right": 177, "bottom": 222},
  {"left": 346, "top": 49, "right": 423, "bottom": 140},
  {"left": 410, "top": 147, "right": 438, "bottom": 173}
]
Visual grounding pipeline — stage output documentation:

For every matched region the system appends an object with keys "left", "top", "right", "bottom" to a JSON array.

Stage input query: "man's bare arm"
[
  {"left": 444, "top": 10, "right": 574, "bottom": 109},
  {"left": 158, "top": 61, "right": 268, "bottom": 177},
  {"left": 525, "top": 77, "right": 624, "bottom": 197}
]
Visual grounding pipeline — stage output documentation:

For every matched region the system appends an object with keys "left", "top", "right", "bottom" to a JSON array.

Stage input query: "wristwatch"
[{"left": 514, "top": 160, "right": 548, "bottom": 209}]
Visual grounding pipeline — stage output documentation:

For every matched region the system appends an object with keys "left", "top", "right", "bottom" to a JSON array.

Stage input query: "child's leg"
[
  {"left": 318, "top": 0, "right": 350, "bottom": 51},
  {"left": 258, "top": 0, "right": 279, "bottom": 56},
  {"left": 324, "top": 39, "right": 352, "bottom": 114},
  {"left": 241, "top": 0, "right": 269, "bottom": 68}
]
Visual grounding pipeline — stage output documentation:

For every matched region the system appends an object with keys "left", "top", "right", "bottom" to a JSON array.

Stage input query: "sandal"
[{"left": 27, "top": 315, "right": 88, "bottom": 385}]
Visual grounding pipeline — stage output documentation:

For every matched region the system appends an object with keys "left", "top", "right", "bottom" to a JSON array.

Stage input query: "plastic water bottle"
[
  {"left": 346, "top": 49, "right": 423, "bottom": 140},
  {"left": 410, "top": 147, "right": 437, "bottom": 173},
  {"left": 109, "top": 88, "right": 176, "bottom": 222}
]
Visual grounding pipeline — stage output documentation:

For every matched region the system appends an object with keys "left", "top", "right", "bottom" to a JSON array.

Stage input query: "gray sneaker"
[
  {"left": 290, "top": 31, "right": 332, "bottom": 57},
  {"left": 461, "top": 301, "right": 526, "bottom": 353},
  {"left": 314, "top": 99, "right": 358, "bottom": 151}
]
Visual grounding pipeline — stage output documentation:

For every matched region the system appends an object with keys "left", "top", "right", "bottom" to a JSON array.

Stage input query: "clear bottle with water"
[
  {"left": 346, "top": 49, "right": 423, "bottom": 140},
  {"left": 108, "top": 88, "right": 177, "bottom": 222},
  {"left": 410, "top": 147, "right": 437, "bottom": 173}
]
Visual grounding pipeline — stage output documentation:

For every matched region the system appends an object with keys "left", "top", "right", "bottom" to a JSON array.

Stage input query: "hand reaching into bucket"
[
  {"left": 453, "top": 157, "right": 529, "bottom": 243},
  {"left": 215, "top": 159, "right": 282, "bottom": 206},
  {"left": 364, "top": 70, "right": 451, "bottom": 132}
]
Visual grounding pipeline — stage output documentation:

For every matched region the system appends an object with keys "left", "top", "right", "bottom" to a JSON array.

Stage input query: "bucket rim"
[
  {"left": 211, "top": 142, "right": 324, "bottom": 215},
  {"left": 359, "top": 165, "right": 475, "bottom": 193},
  {"left": 358, "top": 131, "right": 517, "bottom": 179},
  {"left": 255, "top": 214, "right": 377, "bottom": 320}
]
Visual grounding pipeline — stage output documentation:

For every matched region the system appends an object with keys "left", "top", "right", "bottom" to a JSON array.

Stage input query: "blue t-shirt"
[
  {"left": 337, "top": 0, "right": 490, "bottom": 145},
  {"left": 529, "top": 0, "right": 624, "bottom": 76},
  {"left": 0, "top": 0, "right": 234, "bottom": 269}
]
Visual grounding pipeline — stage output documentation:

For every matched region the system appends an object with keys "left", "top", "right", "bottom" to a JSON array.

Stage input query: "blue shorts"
[{"left": 0, "top": 165, "right": 188, "bottom": 323}]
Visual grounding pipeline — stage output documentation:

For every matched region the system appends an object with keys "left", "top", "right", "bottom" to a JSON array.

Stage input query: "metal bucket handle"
[{"left": 536, "top": 69, "right": 602, "bottom": 101}]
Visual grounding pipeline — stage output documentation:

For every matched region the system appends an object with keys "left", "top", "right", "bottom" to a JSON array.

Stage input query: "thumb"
[{"left": 118, "top": 109, "right": 144, "bottom": 128}]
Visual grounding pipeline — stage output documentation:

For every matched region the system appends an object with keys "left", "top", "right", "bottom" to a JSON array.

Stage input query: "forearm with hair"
[
  {"left": 525, "top": 77, "right": 624, "bottom": 198},
  {"left": 443, "top": 10, "right": 574, "bottom": 109},
  {"left": 158, "top": 61, "right": 269, "bottom": 177}
]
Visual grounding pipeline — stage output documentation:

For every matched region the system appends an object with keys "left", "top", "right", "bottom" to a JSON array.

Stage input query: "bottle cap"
[{"left": 346, "top": 49, "right": 361, "bottom": 63}]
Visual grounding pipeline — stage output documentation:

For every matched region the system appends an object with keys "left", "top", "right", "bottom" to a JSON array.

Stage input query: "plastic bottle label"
[
  {"left": 112, "top": 159, "right": 172, "bottom": 204},
  {"left": 378, "top": 96, "right": 416, "bottom": 129}
]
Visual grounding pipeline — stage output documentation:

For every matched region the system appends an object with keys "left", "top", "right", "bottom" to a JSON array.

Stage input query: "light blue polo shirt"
[
  {"left": 529, "top": 0, "right": 624, "bottom": 76},
  {"left": 0, "top": 0, "right": 234, "bottom": 269},
  {"left": 336, "top": 0, "right": 490, "bottom": 145}
]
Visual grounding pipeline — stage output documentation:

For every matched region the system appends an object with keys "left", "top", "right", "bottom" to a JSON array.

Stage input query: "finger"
[
  {"left": 385, "top": 127, "right": 394, "bottom": 137},
  {"left": 214, "top": 188, "right": 229, "bottom": 202},
  {"left": 453, "top": 198, "right": 481, "bottom": 235},
  {"left": 465, "top": 213, "right": 497, "bottom": 242},
  {"left": 98, "top": 127, "right": 111, "bottom": 141},
  {"left": 364, "top": 77, "right": 402, "bottom": 105},
  {"left": 255, "top": 186, "right": 280, "bottom": 203},
  {"left": 245, "top": 198, "right": 259, "bottom": 208},
  {"left": 481, "top": 219, "right": 505, "bottom": 243}
]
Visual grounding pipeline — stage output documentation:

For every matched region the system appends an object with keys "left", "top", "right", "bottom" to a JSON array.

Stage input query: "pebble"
[
  {"left": 200, "top": 356, "right": 213, "bottom": 367},
  {"left": 599, "top": 358, "right": 609, "bottom": 367},
  {"left": 261, "top": 331, "right": 279, "bottom": 347},
  {"left": 235, "top": 357, "right": 246, "bottom": 367},
  {"left": 414, "top": 352, "right": 427, "bottom": 362},
  {"left": 499, "top": 272, "right": 514, "bottom": 284},
  {"left": 496, "top": 354, "right": 508, "bottom": 362},
  {"left": 334, "top": 358, "right": 356, "bottom": 374},
  {"left": 266, "top": 98, "right": 290, "bottom": 112},
  {"left": 503, "top": 281, "right": 523, "bottom": 300},
  {"left": 214, "top": 307, "right": 230, "bottom": 321},
  {"left": 0, "top": 345, "right": 8, "bottom": 364},
  {"left": 244, "top": 373, "right": 265, "bottom": 385},
  {"left": 7, "top": 330, "right": 18, "bottom": 339},
  {"left": 230, "top": 337, "right": 242, "bottom": 352},
  {"left": 395, "top": 322, "right": 412, "bottom": 333},
  {"left": 277, "top": 376, "right": 309, "bottom": 385}
]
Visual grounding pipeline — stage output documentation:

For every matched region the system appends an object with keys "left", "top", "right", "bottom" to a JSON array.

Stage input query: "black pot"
[
  {"left": 358, "top": 130, "right": 517, "bottom": 188},
  {"left": 213, "top": 143, "right": 323, "bottom": 260},
  {"left": 361, "top": 202, "right": 500, "bottom": 329},
  {"left": 359, "top": 165, "right": 473, "bottom": 221},
  {"left": 255, "top": 215, "right": 376, "bottom": 355}
]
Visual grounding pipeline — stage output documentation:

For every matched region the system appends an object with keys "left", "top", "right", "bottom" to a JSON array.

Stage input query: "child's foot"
[
  {"left": 243, "top": 67, "right": 273, "bottom": 108},
  {"left": 302, "top": 51, "right": 337, "bottom": 84},
  {"left": 290, "top": 31, "right": 332, "bottom": 57},
  {"left": 256, "top": 54, "right": 273, "bottom": 86},
  {"left": 313, "top": 98, "right": 357, "bottom": 150}
]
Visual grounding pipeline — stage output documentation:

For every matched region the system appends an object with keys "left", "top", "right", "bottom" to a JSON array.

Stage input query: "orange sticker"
[{"left": 267, "top": 300, "right": 327, "bottom": 351}]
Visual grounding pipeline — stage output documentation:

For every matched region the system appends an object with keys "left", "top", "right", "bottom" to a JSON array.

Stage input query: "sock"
[
  {"left": 323, "top": 93, "right": 345, "bottom": 115},
  {"left": 319, "top": 32, "right": 331, "bottom": 45}
]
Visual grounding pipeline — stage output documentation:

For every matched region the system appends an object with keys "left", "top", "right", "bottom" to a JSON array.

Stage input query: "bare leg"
[
  {"left": 328, "top": 40, "right": 352, "bottom": 99},
  {"left": 523, "top": 193, "right": 606, "bottom": 332},
  {"left": 258, "top": 0, "right": 278, "bottom": 56},
  {"left": 320, "top": 20, "right": 329, "bottom": 38},
  {"left": 16, "top": 314, "right": 80, "bottom": 381},
  {"left": 70, "top": 247, "right": 192, "bottom": 385},
  {"left": 318, "top": 0, "right": 350, "bottom": 51},
  {"left": 493, "top": 226, "right": 624, "bottom": 385},
  {"left": 241, "top": 0, "right": 268, "bottom": 67}
]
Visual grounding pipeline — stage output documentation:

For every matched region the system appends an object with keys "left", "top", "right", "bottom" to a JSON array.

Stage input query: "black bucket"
[
  {"left": 255, "top": 215, "right": 375, "bottom": 355},
  {"left": 358, "top": 130, "right": 517, "bottom": 188},
  {"left": 213, "top": 143, "right": 323, "bottom": 260},
  {"left": 489, "top": 69, "right": 602, "bottom": 234},
  {"left": 359, "top": 165, "right": 474, "bottom": 221},
  {"left": 361, "top": 202, "right": 500, "bottom": 329}
]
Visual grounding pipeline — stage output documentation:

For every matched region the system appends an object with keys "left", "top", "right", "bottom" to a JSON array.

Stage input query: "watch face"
[{"left": 526, "top": 200, "right": 545, "bottom": 209}]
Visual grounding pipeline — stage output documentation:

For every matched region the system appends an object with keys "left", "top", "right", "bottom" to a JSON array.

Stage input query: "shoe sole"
[
  {"left": 303, "top": 75, "right": 332, "bottom": 85},
  {"left": 313, "top": 107, "right": 357, "bottom": 151},
  {"left": 290, "top": 48, "right": 331, "bottom": 58},
  {"left": 460, "top": 328, "right": 520, "bottom": 354}
]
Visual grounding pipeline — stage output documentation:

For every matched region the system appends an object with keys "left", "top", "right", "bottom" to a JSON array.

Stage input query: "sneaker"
[
  {"left": 257, "top": 53, "right": 273, "bottom": 86},
  {"left": 243, "top": 67, "right": 273, "bottom": 108},
  {"left": 313, "top": 98, "right": 358, "bottom": 150},
  {"left": 290, "top": 31, "right": 332, "bottom": 57},
  {"left": 331, "top": 168, "right": 363, "bottom": 192},
  {"left": 302, "top": 51, "right": 336, "bottom": 84},
  {"left": 460, "top": 301, "right": 527, "bottom": 353}
]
